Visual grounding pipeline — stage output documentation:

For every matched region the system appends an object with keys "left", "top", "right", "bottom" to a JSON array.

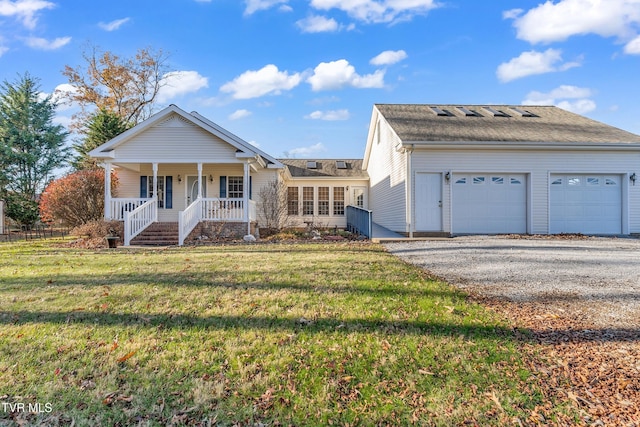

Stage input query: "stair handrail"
[
  {"left": 124, "top": 199, "right": 158, "bottom": 246},
  {"left": 178, "top": 198, "right": 203, "bottom": 246}
]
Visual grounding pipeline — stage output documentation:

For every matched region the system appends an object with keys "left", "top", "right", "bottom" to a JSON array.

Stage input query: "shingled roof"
[
  {"left": 374, "top": 104, "right": 640, "bottom": 144},
  {"left": 279, "top": 159, "right": 368, "bottom": 178}
]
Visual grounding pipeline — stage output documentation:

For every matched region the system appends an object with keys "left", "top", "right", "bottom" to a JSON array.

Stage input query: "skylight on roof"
[
  {"left": 456, "top": 107, "right": 477, "bottom": 116},
  {"left": 336, "top": 160, "right": 347, "bottom": 169},
  {"left": 483, "top": 107, "right": 509, "bottom": 117},
  {"left": 430, "top": 106, "right": 450, "bottom": 116},
  {"left": 306, "top": 161, "right": 317, "bottom": 169},
  {"left": 510, "top": 107, "right": 535, "bottom": 117}
]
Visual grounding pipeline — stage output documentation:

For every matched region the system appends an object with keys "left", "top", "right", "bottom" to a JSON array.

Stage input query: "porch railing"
[
  {"left": 110, "top": 198, "right": 152, "bottom": 221},
  {"left": 201, "top": 198, "right": 245, "bottom": 221},
  {"left": 124, "top": 199, "right": 157, "bottom": 246},
  {"left": 346, "top": 205, "right": 373, "bottom": 239},
  {"left": 178, "top": 198, "right": 203, "bottom": 246}
]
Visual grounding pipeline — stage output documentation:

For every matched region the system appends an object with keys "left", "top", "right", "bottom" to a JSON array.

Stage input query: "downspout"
[{"left": 406, "top": 145, "right": 414, "bottom": 238}]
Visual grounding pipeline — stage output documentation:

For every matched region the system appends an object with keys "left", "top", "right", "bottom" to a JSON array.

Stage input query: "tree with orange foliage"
[
  {"left": 61, "top": 45, "right": 170, "bottom": 129},
  {"left": 39, "top": 169, "right": 118, "bottom": 227}
]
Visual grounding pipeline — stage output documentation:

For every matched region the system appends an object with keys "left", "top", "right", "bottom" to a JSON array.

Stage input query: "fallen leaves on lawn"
[{"left": 476, "top": 295, "right": 640, "bottom": 426}]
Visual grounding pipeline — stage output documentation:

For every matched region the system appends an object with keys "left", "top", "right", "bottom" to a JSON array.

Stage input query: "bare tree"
[
  {"left": 61, "top": 45, "right": 170, "bottom": 129},
  {"left": 258, "top": 179, "right": 289, "bottom": 235}
]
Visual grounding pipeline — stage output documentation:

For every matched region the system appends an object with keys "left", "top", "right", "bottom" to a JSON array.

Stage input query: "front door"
[
  {"left": 415, "top": 173, "right": 442, "bottom": 231},
  {"left": 186, "top": 176, "right": 206, "bottom": 206}
]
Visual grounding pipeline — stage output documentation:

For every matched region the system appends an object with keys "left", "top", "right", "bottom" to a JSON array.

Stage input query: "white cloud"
[
  {"left": 51, "top": 83, "right": 78, "bottom": 109},
  {"left": 523, "top": 85, "right": 596, "bottom": 114},
  {"left": 556, "top": 99, "right": 597, "bottom": 114},
  {"left": 307, "top": 59, "right": 385, "bottom": 91},
  {"left": 305, "top": 109, "right": 350, "bottom": 120},
  {"left": 157, "top": 71, "right": 209, "bottom": 103},
  {"left": 229, "top": 109, "right": 252, "bottom": 120},
  {"left": 244, "top": 0, "right": 289, "bottom": 15},
  {"left": 296, "top": 15, "right": 339, "bottom": 33},
  {"left": 310, "top": 0, "right": 438, "bottom": 24},
  {"left": 624, "top": 35, "right": 640, "bottom": 54},
  {"left": 98, "top": 17, "right": 130, "bottom": 31},
  {"left": 502, "top": 8, "right": 523, "bottom": 20},
  {"left": 220, "top": 64, "right": 302, "bottom": 99},
  {"left": 496, "top": 48, "right": 580, "bottom": 82},
  {"left": 0, "top": 0, "right": 55, "bottom": 29},
  {"left": 506, "top": 0, "right": 640, "bottom": 44},
  {"left": 370, "top": 49, "right": 407, "bottom": 66},
  {"left": 524, "top": 85, "right": 593, "bottom": 104},
  {"left": 24, "top": 36, "right": 71, "bottom": 50},
  {"left": 0, "top": 45, "right": 8, "bottom": 57},
  {"left": 286, "top": 142, "right": 326, "bottom": 157}
]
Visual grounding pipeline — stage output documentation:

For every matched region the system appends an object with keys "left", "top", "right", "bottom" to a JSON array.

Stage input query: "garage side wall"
[
  {"left": 411, "top": 148, "right": 640, "bottom": 234},
  {"left": 366, "top": 117, "right": 408, "bottom": 232}
]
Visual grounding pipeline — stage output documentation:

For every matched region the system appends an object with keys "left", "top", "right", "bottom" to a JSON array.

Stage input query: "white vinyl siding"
[
  {"left": 365, "top": 111, "right": 408, "bottom": 232},
  {"left": 114, "top": 114, "right": 239, "bottom": 162},
  {"left": 281, "top": 178, "right": 368, "bottom": 228},
  {"left": 411, "top": 149, "right": 640, "bottom": 234}
]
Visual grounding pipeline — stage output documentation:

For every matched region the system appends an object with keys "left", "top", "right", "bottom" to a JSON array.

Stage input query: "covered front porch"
[{"left": 104, "top": 161, "right": 257, "bottom": 246}]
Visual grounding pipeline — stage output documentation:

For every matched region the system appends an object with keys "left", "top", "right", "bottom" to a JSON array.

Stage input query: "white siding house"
[
  {"left": 89, "top": 105, "right": 285, "bottom": 245},
  {"left": 278, "top": 159, "right": 369, "bottom": 229},
  {"left": 364, "top": 104, "right": 640, "bottom": 236},
  {"left": 90, "top": 102, "right": 640, "bottom": 244}
]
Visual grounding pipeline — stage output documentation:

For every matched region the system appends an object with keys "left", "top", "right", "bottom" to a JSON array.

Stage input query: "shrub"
[
  {"left": 39, "top": 169, "right": 118, "bottom": 227},
  {"left": 68, "top": 220, "right": 123, "bottom": 248}
]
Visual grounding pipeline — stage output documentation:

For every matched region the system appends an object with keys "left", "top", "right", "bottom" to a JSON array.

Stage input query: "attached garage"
[
  {"left": 451, "top": 173, "right": 527, "bottom": 234},
  {"left": 365, "top": 104, "right": 640, "bottom": 237},
  {"left": 550, "top": 174, "right": 622, "bottom": 235}
]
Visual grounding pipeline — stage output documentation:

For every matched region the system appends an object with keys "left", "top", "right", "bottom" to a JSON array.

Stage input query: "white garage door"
[
  {"left": 452, "top": 174, "right": 527, "bottom": 234},
  {"left": 550, "top": 175, "right": 622, "bottom": 234}
]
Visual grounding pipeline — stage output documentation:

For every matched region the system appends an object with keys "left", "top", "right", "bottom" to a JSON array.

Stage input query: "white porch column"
[
  {"left": 244, "top": 161, "right": 250, "bottom": 235},
  {"left": 104, "top": 162, "right": 112, "bottom": 220},
  {"left": 197, "top": 163, "right": 203, "bottom": 199},
  {"left": 152, "top": 163, "right": 158, "bottom": 201}
]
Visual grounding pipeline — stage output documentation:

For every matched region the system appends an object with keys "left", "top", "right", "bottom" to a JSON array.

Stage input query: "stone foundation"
[{"left": 186, "top": 221, "right": 257, "bottom": 243}]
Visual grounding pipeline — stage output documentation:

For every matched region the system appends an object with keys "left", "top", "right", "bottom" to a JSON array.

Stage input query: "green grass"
[{"left": 0, "top": 239, "right": 565, "bottom": 425}]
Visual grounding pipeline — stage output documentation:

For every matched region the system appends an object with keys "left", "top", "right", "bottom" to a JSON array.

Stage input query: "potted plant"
[{"left": 105, "top": 228, "right": 119, "bottom": 249}]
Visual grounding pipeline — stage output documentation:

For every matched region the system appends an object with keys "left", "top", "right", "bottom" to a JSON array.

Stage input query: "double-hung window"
[
  {"left": 287, "top": 187, "right": 299, "bottom": 215},
  {"left": 302, "top": 187, "right": 314, "bottom": 215},
  {"left": 318, "top": 187, "right": 329, "bottom": 216},
  {"left": 147, "top": 176, "right": 166, "bottom": 208},
  {"left": 333, "top": 187, "right": 345, "bottom": 216},
  {"left": 227, "top": 176, "right": 243, "bottom": 199}
]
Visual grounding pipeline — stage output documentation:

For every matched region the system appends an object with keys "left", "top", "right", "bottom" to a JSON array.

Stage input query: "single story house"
[
  {"left": 88, "top": 105, "right": 369, "bottom": 245},
  {"left": 90, "top": 103, "right": 640, "bottom": 245}
]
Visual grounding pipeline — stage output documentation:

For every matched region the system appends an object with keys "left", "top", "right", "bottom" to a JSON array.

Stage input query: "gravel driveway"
[{"left": 385, "top": 236, "right": 640, "bottom": 329}]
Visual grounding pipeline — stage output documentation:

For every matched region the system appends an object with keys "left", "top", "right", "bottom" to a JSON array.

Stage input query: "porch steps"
[{"left": 130, "top": 222, "right": 179, "bottom": 246}]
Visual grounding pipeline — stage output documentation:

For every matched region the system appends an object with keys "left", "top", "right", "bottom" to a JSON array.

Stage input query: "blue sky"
[{"left": 2, "top": 0, "right": 640, "bottom": 159}]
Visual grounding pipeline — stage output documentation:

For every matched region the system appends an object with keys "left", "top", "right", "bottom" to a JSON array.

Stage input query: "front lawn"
[{"left": 0, "top": 240, "right": 569, "bottom": 425}]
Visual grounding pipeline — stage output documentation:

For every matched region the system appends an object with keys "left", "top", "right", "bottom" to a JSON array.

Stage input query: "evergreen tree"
[
  {"left": 0, "top": 73, "right": 69, "bottom": 227},
  {"left": 72, "top": 108, "right": 130, "bottom": 170}
]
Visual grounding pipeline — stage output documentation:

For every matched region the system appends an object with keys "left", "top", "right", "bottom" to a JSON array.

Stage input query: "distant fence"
[
  {"left": 0, "top": 225, "right": 70, "bottom": 242},
  {"left": 346, "top": 205, "right": 373, "bottom": 239}
]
